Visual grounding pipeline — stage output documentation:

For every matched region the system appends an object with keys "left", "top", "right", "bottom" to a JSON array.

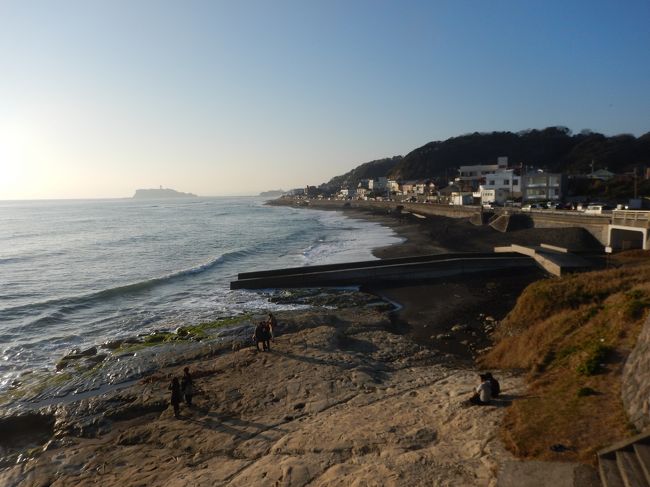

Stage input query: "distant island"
[
  {"left": 132, "top": 187, "right": 197, "bottom": 199},
  {"left": 259, "top": 189, "right": 285, "bottom": 197}
]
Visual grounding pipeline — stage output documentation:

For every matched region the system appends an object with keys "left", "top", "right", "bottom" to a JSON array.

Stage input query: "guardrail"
[{"left": 611, "top": 210, "right": 650, "bottom": 229}]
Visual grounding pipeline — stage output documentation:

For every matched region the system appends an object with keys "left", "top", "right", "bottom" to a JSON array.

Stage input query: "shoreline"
[
  {"left": 0, "top": 200, "right": 585, "bottom": 485},
  {"left": 309, "top": 204, "right": 548, "bottom": 362}
]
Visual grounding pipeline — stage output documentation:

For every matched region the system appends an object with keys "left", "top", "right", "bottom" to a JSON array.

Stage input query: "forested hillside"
[
  {"left": 319, "top": 156, "right": 402, "bottom": 191},
  {"left": 390, "top": 127, "right": 650, "bottom": 181},
  {"left": 320, "top": 127, "right": 650, "bottom": 190}
]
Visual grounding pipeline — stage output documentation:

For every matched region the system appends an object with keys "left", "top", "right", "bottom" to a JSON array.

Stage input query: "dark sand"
[{"left": 329, "top": 206, "right": 592, "bottom": 361}]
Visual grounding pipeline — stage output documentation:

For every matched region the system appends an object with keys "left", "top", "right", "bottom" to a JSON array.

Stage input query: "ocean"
[{"left": 0, "top": 197, "right": 402, "bottom": 396}]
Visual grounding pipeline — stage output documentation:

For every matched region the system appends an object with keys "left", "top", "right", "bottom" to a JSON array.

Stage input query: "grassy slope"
[{"left": 480, "top": 250, "right": 650, "bottom": 463}]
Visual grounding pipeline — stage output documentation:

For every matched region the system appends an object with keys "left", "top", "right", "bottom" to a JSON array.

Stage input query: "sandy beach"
[{"left": 0, "top": 206, "right": 604, "bottom": 486}]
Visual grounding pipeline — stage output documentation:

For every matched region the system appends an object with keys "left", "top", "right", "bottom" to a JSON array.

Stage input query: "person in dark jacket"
[
  {"left": 169, "top": 377, "right": 182, "bottom": 418},
  {"left": 484, "top": 372, "right": 500, "bottom": 397},
  {"left": 254, "top": 321, "right": 267, "bottom": 352},
  {"left": 180, "top": 367, "right": 194, "bottom": 407}
]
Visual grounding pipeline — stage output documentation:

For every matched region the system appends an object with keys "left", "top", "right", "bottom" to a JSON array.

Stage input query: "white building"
[
  {"left": 457, "top": 157, "right": 509, "bottom": 190},
  {"left": 521, "top": 171, "right": 565, "bottom": 202},
  {"left": 480, "top": 188, "right": 510, "bottom": 205},
  {"left": 479, "top": 169, "right": 521, "bottom": 196}
]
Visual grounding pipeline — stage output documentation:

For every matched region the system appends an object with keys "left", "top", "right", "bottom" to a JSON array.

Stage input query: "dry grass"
[{"left": 480, "top": 250, "right": 650, "bottom": 463}]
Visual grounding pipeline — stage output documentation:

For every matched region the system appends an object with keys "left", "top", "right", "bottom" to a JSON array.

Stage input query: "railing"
[{"left": 612, "top": 210, "right": 650, "bottom": 228}]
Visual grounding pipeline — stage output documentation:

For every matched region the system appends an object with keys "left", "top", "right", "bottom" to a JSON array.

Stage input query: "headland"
[{"left": 133, "top": 188, "right": 198, "bottom": 199}]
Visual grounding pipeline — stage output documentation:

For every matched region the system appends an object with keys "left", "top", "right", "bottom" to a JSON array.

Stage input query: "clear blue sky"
[{"left": 1, "top": 0, "right": 649, "bottom": 198}]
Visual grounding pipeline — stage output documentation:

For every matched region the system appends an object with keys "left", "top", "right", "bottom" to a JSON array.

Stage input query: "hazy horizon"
[{"left": 2, "top": 0, "right": 649, "bottom": 200}]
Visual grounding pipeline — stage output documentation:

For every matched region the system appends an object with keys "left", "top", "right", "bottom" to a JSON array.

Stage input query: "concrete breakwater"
[{"left": 230, "top": 252, "right": 536, "bottom": 289}]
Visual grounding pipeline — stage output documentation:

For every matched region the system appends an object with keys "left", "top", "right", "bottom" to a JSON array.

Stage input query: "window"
[
  {"left": 513, "top": 179, "right": 519, "bottom": 185},
  {"left": 503, "top": 179, "right": 510, "bottom": 185},
  {"left": 488, "top": 180, "right": 495, "bottom": 186}
]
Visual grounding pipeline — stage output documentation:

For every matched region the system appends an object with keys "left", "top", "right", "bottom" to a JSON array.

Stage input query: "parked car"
[
  {"left": 521, "top": 203, "right": 543, "bottom": 211},
  {"left": 584, "top": 204, "right": 612, "bottom": 215}
]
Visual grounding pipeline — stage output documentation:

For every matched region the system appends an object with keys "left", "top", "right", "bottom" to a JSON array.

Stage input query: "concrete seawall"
[{"left": 268, "top": 199, "right": 611, "bottom": 246}]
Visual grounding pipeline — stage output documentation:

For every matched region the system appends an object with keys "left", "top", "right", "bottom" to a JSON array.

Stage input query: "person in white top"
[{"left": 469, "top": 373, "right": 492, "bottom": 405}]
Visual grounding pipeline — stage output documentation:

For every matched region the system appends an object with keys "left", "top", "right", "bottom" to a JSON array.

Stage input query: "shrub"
[
  {"left": 577, "top": 344, "right": 612, "bottom": 376},
  {"left": 577, "top": 387, "right": 597, "bottom": 397}
]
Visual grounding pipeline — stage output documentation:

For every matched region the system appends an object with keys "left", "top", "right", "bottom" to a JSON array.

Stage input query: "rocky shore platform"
[
  {"left": 0, "top": 203, "right": 607, "bottom": 486},
  {"left": 1, "top": 306, "right": 529, "bottom": 487}
]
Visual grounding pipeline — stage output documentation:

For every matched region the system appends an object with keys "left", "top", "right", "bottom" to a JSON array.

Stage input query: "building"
[
  {"left": 457, "top": 157, "right": 509, "bottom": 191},
  {"left": 589, "top": 169, "right": 615, "bottom": 181},
  {"left": 480, "top": 188, "right": 510, "bottom": 205},
  {"left": 521, "top": 171, "right": 565, "bottom": 202},
  {"left": 387, "top": 179, "right": 400, "bottom": 193},
  {"left": 368, "top": 177, "right": 388, "bottom": 191},
  {"left": 477, "top": 169, "right": 521, "bottom": 197}
]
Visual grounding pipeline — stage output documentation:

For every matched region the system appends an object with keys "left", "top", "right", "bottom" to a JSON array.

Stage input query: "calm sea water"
[{"left": 0, "top": 197, "right": 401, "bottom": 392}]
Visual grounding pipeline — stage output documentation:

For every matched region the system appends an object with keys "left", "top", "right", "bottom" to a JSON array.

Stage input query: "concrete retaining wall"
[
  {"left": 622, "top": 315, "right": 650, "bottom": 431},
  {"left": 526, "top": 211, "right": 610, "bottom": 245},
  {"left": 271, "top": 199, "right": 611, "bottom": 246}
]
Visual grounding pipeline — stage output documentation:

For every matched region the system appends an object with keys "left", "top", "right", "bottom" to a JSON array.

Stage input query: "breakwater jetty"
[{"left": 230, "top": 252, "right": 535, "bottom": 289}]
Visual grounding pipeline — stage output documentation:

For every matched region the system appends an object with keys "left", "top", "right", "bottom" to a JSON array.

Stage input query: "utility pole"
[{"left": 634, "top": 167, "right": 638, "bottom": 200}]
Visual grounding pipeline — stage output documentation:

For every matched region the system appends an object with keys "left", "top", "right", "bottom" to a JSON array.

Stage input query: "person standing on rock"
[
  {"left": 169, "top": 377, "right": 182, "bottom": 418},
  {"left": 261, "top": 320, "right": 271, "bottom": 351},
  {"left": 254, "top": 321, "right": 269, "bottom": 352},
  {"left": 181, "top": 367, "right": 194, "bottom": 407},
  {"left": 267, "top": 312, "right": 277, "bottom": 339}
]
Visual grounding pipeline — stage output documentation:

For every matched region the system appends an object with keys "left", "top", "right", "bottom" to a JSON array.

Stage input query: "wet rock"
[
  {"left": 81, "top": 347, "right": 98, "bottom": 357},
  {"left": 0, "top": 413, "right": 55, "bottom": 453},
  {"left": 56, "top": 347, "right": 99, "bottom": 370},
  {"left": 83, "top": 354, "right": 107, "bottom": 366},
  {"left": 100, "top": 340, "right": 124, "bottom": 350},
  {"left": 451, "top": 324, "right": 468, "bottom": 333}
]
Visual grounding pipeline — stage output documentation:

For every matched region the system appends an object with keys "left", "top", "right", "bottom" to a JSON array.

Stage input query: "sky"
[{"left": 1, "top": 0, "right": 649, "bottom": 199}]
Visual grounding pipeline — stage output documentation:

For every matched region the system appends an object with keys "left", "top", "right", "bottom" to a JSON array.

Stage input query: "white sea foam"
[{"left": 0, "top": 198, "right": 403, "bottom": 393}]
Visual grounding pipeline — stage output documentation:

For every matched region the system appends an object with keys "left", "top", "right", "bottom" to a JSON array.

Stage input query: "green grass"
[{"left": 576, "top": 343, "right": 612, "bottom": 376}]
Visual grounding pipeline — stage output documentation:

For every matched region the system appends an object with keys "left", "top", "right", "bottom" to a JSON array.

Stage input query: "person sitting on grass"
[{"left": 468, "top": 373, "right": 492, "bottom": 406}]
